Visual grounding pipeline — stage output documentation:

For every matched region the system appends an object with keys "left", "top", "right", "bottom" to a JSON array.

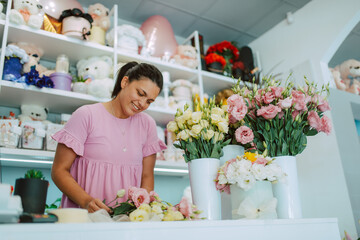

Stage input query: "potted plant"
[{"left": 14, "top": 169, "right": 49, "bottom": 214}]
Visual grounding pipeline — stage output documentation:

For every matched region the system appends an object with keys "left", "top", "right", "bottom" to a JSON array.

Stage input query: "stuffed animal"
[
  {"left": 9, "top": 0, "right": 44, "bottom": 29},
  {"left": 333, "top": 59, "right": 360, "bottom": 95},
  {"left": 171, "top": 45, "right": 198, "bottom": 69},
  {"left": 76, "top": 56, "right": 114, "bottom": 98},
  {"left": 329, "top": 68, "right": 346, "bottom": 91},
  {"left": 215, "top": 88, "right": 234, "bottom": 105},
  {"left": 18, "top": 104, "right": 51, "bottom": 126},
  {"left": 10, "top": 42, "right": 54, "bottom": 77},
  {"left": 106, "top": 24, "right": 146, "bottom": 54},
  {"left": 88, "top": 3, "right": 110, "bottom": 31}
]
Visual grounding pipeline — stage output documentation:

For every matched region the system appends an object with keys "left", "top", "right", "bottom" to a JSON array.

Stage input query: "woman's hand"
[{"left": 85, "top": 198, "right": 112, "bottom": 214}]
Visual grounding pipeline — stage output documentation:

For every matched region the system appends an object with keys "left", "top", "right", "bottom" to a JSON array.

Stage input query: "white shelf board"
[
  {"left": 0, "top": 80, "right": 104, "bottom": 114},
  {"left": 6, "top": 23, "right": 114, "bottom": 64},
  {"left": 201, "top": 70, "right": 238, "bottom": 97},
  {"left": 0, "top": 147, "right": 188, "bottom": 176},
  {"left": 145, "top": 106, "right": 175, "bottom": 126},
  {"left": 117, "top": 50, "right": 198, "bottom": 81}
]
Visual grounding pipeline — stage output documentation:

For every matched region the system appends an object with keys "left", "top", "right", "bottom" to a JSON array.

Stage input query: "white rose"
[
  {"left": 250, "top": 163, "right": 267, "bottom": 181},
  {"left": 116, "top": 189, "right": 126, "bottom": 198},
  {"left": 217, "top": 174, "right": 228, "bottom": 185},
  {"left": 211, "top": 113, "right": 222, "bottom": 124},
  {"left": 202, "top": 129, "right": 214, "bottom": 140},
  {"left": 151, "top": 204, "right": 163, "bottom": 215},
  {"left": 191, "top": 111, "right": 202, "bottom": 124},
  {"left": 175, "top": 116, "right": 185, "bottom": 130},
  {"left": 211, "top": 107, "right": 224, "bottom": 116},
  {"left": 183, "top": 109, "right": 192, "bottom": 121},
  {"left": 167, "top": 121, "right": 178, "bottom": 133},
  {"left": 177, "top": 129, "right": 190, "bottom": 141},
  {"left": 190, "top": 124, "right": 202, "bottom": 138},
  {"left": 217, "top": 120, "right": 229, "bottom": 133},
  {"left": 199, "top": 119, "right": 209, "bottom": 128},
  {"left": 129, "top": 209, "right": 150, "bottom": 222},
  {"left": 138, "top": 203, "right": 152, "bottom": 214}
]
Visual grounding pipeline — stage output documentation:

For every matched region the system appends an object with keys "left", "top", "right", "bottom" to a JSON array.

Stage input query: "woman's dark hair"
[{"left": 112, "top": 62, "right": 163, "bottom": 98}]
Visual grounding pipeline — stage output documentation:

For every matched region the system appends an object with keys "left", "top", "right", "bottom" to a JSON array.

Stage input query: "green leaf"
[
  {"left": 112, "top": 202, "right": 136, "bottom": 216},
  {"left": 305, "top": 128, "right": 318, "bottom": 136},
  {"left": 281, "top": 142, "right": 288, "bottom": 155}
]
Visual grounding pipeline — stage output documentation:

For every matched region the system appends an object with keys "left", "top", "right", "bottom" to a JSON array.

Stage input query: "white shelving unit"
[{"left": 0, "top": 1, "right": 240, "bottom": 174}]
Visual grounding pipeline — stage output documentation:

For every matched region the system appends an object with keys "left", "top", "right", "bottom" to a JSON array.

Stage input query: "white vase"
[
  {"left": 219, "top": 144, "right": 244, "bottom": 220},
  {"left": 230, "top": 181, "right": 277, "bottom": 219},
  {"left": 188, "top": 158, "right": 221, "bottom": 220},
  {"left": 272, "top": 156, "right": 302, "bottom": 219}
]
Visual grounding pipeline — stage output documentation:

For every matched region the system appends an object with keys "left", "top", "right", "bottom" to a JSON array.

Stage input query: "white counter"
[{"left": 0, "top": 218, "right": 341, "bottom": 240}]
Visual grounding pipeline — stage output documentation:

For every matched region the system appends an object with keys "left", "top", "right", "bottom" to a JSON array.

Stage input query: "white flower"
[
  {"left": 251, "top": 163, "right": 267, "bottom": 181},
  {"left": 211, "top": 113, "right": 222, "bottom": 124},
  {"left": 151, "top": 204, "right": 163, "bottom": 215},
  {"left": 235, "top": 197, "right": 277, "bottom": 219},
  {"left": 116, "top": 189, "right": 126, "bottom": 198},
  {"left": 211, "top": 107, "right": 224, "bottom": 116},
  {"left": 183, "top": 109, "right": 192, "bottom": 121},
  {"left": 236, "top": 174, "right": 256, "bottom": 191},
  {"left": 167, "top": 121, "right": 178, "bottom": 133},
  {"left": 138, "top": 203, "right": 152, "bottom": 214},
  {"left": 177, "top": 129, "right": 190, "bottom": 141},
  {"left": 191, "top": 111, "right": 202, "bottom": 124},
  {"left": 175, "top": 115, "right": 186, "bottom": 129},
  {"left": 199, "top": 119, "right": 209, "bottom": 128},
  {"left": 202, "top": 129, "right": 214, "bottom": 140},
  {"left": 217, "top": 173, "right": 228, "bottom": 185},
  {"left": 189, "top": 124, "right": 202, "bottom": 138},
  {"left": 217, "top": 120, "right": 229, "bottom": 133},
  {"left": 129, "top": 209, "right": 150, "bottom": 222}
]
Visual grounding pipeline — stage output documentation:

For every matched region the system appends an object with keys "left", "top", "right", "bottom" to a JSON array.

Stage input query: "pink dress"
[{"left": 52, "top": 103, "right": 167, "bottom": 208}]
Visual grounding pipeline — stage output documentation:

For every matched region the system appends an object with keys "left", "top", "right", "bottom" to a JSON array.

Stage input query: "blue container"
[{"left": 3, "top": 57, "right": 23, "bottom": 81}]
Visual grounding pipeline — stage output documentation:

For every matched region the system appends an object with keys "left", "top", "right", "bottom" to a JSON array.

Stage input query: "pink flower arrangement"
[
  {"left": 105, "top": 187, "right": 201, "bottom": 221},
  {"left": 226, "top": 76, "right": 332, "bottom": 157}
]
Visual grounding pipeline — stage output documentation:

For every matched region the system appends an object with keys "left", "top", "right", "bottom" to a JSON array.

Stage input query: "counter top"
[{"left": 0, "top": 218, "right": 341, "bottom": 240}]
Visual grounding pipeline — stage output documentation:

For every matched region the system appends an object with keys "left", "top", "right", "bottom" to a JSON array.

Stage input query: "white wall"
[{"left": 249, "top": 0, "right": 360, "bottom": 237}]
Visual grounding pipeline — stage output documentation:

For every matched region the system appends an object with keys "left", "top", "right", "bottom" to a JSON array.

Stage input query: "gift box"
[
  {"left": 0, "top": 120, "right": 22, "bottom": 148},
  {"left": 21, "top": 121, "right": 46, "bottom": 150},
  {"left": 46, "top": 123, "right": 64, "bottom": 151}
]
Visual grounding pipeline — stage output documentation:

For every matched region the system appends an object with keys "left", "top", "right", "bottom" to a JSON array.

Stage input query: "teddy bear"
[
  {"left": 9, "top": 0, "right": 44, "bottom": 29},
  {"left": 171, "top": 45, "right": 198, "bottom": 69},
  {"left": 9, "top": 42, "right": 54, "bottom": 77},
  {"left": 76, "top": 56, "right": 114, "bottom": 99},
  {"left": 88, "top": 3, "right": 110, "bottom": 45},
  {"left": 18, "top": 104, "right": 51, "bottom": 126},
  {"left": 333, "top": 59, "right": 360, "bottom": 95}
]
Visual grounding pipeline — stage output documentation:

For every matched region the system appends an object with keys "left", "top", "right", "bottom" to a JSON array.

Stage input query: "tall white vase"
[
  {"left": 188, "top": 158, "right": 221, "bottom": 220},
  {"left": 219, "top": 144, "right": 244, "bottom": 220},
  {"left": 272, "top": 156, "right": 302, "bottom": 219}
]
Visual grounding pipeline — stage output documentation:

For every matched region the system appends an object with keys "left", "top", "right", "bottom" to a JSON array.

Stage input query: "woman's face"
[{"left": 118, "top": 77, "right": 161, "bottom": 118}]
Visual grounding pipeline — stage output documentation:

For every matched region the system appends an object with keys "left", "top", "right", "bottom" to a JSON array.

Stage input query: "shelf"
[
  {"left": 6, "top": 23, "right": 114, "bottom": 65},
  {"left": 145, "top": 106, "right": 175, "bottom": 126},
  {"left": 0, "top": 147, "right": 188, "bottom": 176},
  {"left": 201, "top": 70, "right": 238, "bottom": 97},
  {"left": 0, "top": 80, "right": 104, "bottom": 114},
  {"left": 117, "top": 50, "right": 198, "bottom": 81}
]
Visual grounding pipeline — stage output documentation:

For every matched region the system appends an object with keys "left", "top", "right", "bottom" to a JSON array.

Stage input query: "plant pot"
[
  {"left": 50, "top": 72, "right": 72, "bottom": 91},
  {"left": 3, "top": 57, "right": 23, "bottom": 81},
  {"left": 207, "top": 62, "right": 223, "bottom": 75},
  {"left": 72, "top": 82, "right": 88, "bottom": 94},
  {"left": 14, "top": 178, "right": 49, "bottom": 214},
  {"left": 188, "top": 158, "right": 221, "bottom": 220}
]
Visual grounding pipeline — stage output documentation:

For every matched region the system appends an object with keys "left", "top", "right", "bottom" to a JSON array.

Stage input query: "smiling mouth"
[{"left": 132, "top": 103, "right": 140, "bottom": 111}]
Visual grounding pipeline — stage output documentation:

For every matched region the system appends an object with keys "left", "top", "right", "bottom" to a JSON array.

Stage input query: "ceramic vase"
[
  {"left": 219, "top": 144, "right": 244, "bottom": 220},
  {"left": 230, "top": 181, "right": 277, "bottom": 219},
  {"left": 272, "top": 155, "right": 302, "bottom": 218},
  {"left": 188, "top": 158, "right": 221, "bottom": 220}
]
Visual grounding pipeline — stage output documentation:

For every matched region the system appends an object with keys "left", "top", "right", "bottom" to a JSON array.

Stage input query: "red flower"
[
  {"left": 204, "top": 53, "right": 226, "bottom": 67},
  {"left": 206, "top": 40, "right": 239, "bottom": 61}
]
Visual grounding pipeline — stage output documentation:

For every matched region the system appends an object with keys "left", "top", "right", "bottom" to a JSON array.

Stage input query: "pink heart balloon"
[
  {"left": 140, "top": 15, "right": 178, "bottom": 58},
  {"left": 39, "top": 0, "right": 84, "bottom": 20}
]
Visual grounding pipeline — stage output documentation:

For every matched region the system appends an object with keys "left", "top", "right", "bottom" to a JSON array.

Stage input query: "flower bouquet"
[
  {"left": 215, "top": 152, "right": 285, "bottom": 219},
  {"left": 166, "top": 98, "right": 231, "bottom": 162},
  {"left": 205, "top": 40, "right": 239, "bottom": 76},
  {"left": 227, "top": 76, "right": 332, "bottom": 157},
  {"left": 104, "top": 187, "right": 201, "bottom": 222}
]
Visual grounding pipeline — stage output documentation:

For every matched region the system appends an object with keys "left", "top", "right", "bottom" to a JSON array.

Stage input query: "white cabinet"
[{"left": 0, "top": 2, "right": 238, "bottom": 174}]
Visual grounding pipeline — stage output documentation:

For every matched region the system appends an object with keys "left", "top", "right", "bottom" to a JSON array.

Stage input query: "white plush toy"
[
  {"left": 18, "top": 104, "right": 51, "bottom": 126},
  {"left": 76, "top": 56, "right": 114, "bottom": 99},
  {"left": 106, "top": 24, "right": 146, "bottom": 55},
  {"left": 172, "top": 45, "right": 199, "bottom": 69},
  {"left": 9, "top": 0, "right": 44, "bottom": 29}
]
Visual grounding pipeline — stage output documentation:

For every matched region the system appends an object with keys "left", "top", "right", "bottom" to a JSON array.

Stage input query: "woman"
[{"left": 51, "top": 62, "right": 167, "bottom": 213}]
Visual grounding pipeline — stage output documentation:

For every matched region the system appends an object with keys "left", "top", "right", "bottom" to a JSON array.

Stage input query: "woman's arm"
[
  {"left": 51, "top": 143, "right": 111, "bottom": 213},
  {"left": 140, "top": 153, "right": 156, "bottom": 192}
]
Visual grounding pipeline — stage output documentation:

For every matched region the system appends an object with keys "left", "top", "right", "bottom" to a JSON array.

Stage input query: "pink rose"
[
  {"left": 131, "top": 188, "right": 150, "bottom": 207},
  {"left": 256, "top": 104, "right": 282, "bottom": 119},
  {"left": 235, "top": 126, "right": 254, "bottom": 144},
  {"left": 255, "top": 89, "right": 263, "bottom": 105},
  {"left": 128, "top": 186, "right": 137, "bottom": 199},
  {"left": 277, "top": 97, "right": 292, "bottom": 109},
  {"left": 307, "top": 111, "right": 321, "bottom": 131},
  {"left": 254, "top": 157, "right": 268, "bottom": 166},
  {"left": 292, "top": 90, "right": 307, "bottom": 111},
  {"left": 320, "top": 115, "right": 332, "bottom": 135},
  {"left": 278, "top": 111, "right": 284, "bottom": 119},
  {"left": 228, "top": 99, "right": 248, "bottom": 122},
  {"left": 270, "top": 86, "right": 284, "bottom": 98},
  {"left": 262, "top": 91, "right": 275, "bottom": 104},
  {"left": 149, "top": 191, "right": 160, "bottom": 202},
  {"left": 318, "top": 100, "right": 331, "bottom": 112},
  {"left": 178, "top": 197, "right": 193, "bottom": 218},
  {"left": 227, "top": 94, "right": 242, "bottom": 111}
]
